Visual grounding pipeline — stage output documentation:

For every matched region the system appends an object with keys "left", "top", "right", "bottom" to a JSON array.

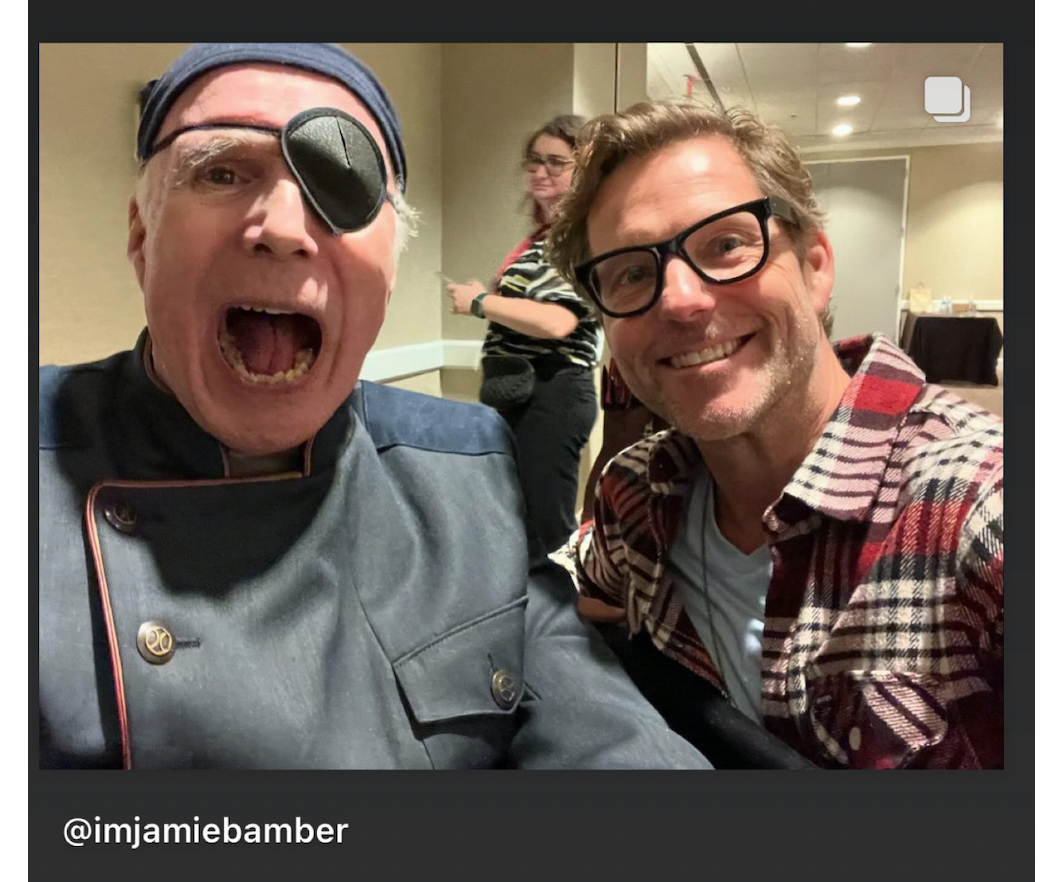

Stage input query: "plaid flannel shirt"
[{"left": 574, "top": 335, "right": 1003, "bottom": 769}]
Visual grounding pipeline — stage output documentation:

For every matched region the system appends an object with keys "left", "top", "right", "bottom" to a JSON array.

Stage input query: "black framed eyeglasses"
[
  {"left": 574, "top": 196, "right": 799, "bottom": 318},
  {"left": 522, "top": 154, "right": 575, "bottom": 175}
]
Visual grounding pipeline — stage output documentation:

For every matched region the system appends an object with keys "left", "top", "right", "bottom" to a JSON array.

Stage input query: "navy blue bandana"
[{"left": 137, "top": 43, "right": 407, "bottom": 193}]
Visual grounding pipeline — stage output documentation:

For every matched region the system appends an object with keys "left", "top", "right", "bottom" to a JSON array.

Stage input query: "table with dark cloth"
[{"left": 899, "top": 312, "right": 1003, "bottom": 386}]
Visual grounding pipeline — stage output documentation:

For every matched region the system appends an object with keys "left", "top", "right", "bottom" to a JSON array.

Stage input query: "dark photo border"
[{"left": 29, "top": 11, "right": 1033, "bottom": 879}]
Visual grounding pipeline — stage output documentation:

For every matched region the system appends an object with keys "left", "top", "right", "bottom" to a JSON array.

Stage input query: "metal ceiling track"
[{"left": 685, "top": 43, "right": 726, "bottom": 111}]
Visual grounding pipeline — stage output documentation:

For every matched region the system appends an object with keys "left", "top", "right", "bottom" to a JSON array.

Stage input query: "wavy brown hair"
[{"left": 548, "top": 102, "right": 833, "bottom": 335}]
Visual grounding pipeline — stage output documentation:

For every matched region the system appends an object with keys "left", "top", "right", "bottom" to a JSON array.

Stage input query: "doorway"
[{"left": 805, "top": 157, "right": 909, "bottom": 342}]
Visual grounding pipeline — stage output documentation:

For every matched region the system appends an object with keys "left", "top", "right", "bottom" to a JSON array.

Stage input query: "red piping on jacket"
[
  {"left": 83, "top": 471, "right": 308, "bottom": 769},
  {"left": 85, "top": 483, "right": 133, "bottom": 770}
]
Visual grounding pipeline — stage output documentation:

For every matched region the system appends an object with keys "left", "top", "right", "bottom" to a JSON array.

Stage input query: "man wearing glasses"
[{"left": 548, "top": 102, "right": 1003, "bottom": 769}]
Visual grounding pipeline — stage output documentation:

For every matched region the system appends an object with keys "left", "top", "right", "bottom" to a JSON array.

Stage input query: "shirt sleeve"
[
  {"left": 954, "top": 466, "right": 1004, "bottom": 707},
  {"left": 497, "top": 243, "right": 595, "bottom": 321},
  {"left": 571, "top": 461, "right": 632, "bottom": 607},
  {"left": 914, "top": 464, "right": 1003, "bottom": 769},
  {"left": 955, "top": 466, "right": 1003, "bottom": 665}
]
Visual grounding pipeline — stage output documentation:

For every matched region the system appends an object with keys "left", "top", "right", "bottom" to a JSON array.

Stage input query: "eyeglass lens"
[
  {"left": 589, "top": 209, "right": 768, "bottom": 315},
  {"left": 525, "top": 156, "right": 572, "bottom": 173}
]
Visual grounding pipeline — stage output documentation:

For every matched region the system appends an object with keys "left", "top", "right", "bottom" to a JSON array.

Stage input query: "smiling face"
[
  {"left": 586, "top": 135, "right": 835, "bottom": 443},
  {"left": 128, "top": 64, "right": 399, "bottom": 456}
]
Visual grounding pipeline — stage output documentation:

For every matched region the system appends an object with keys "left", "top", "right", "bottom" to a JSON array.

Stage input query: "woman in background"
[{"left": 446, "top": 115, "right": 600, "bottom": 554}]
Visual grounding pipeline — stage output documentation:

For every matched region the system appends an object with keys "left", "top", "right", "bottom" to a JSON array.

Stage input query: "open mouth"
[
  {"left": 218, "top": 305, "right": 322, "bottom": 385},
  {"left": 664, "top": 333, "right": 754, "bottom": 369}
]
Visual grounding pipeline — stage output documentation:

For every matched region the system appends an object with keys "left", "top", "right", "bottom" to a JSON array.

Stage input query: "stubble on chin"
[
  {"left": 666, "top": 391, "right": 759, "bottom": 444},
  {"left": 655, "top": 342, "right": 818, "bottom": 445}
]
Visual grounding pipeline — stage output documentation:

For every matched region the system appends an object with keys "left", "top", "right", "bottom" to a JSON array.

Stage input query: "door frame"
[{"left": 804, "top": 155, "right": 911, "bottom": 344}]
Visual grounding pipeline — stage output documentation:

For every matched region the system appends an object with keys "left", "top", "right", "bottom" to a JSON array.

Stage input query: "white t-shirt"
[{"left": 666, "top": 471, "right": 772, "bottom": 724}]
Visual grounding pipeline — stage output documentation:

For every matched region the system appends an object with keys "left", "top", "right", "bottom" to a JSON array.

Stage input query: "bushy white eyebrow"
[{"left": 167, "top": 130, "right": 281, "bottom": 185}]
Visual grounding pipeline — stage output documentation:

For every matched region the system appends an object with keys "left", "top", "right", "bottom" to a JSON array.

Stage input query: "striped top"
[
  {"left": 571, "top": 335, "right": 1004, "bottom": 768},
  {"left": 482, "top": 232, "right": 600, "bottom": 369}
]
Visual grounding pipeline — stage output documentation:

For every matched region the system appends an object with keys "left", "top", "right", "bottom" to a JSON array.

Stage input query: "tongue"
[{"left": 227, "top": 311, "right": 315, "bottom": 375}]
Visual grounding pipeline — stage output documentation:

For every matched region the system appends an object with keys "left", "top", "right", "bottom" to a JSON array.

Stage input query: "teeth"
[
  {"left": 219, "top": 331, "right": 317, "bottom": 385},
  {"left": 238, "top": 304, "right": 295, "bottom": 315},
  {"left": 670, "top": 338, "right": 741, "bottom": 369}
]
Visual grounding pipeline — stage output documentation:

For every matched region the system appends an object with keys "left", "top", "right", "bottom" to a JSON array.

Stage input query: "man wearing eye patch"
[
  {"left": 38, "top": 44, "right": 712, "bottom": 770},
  {"left": 548, "top": 102, "right": 1004, "bottom": 769}
]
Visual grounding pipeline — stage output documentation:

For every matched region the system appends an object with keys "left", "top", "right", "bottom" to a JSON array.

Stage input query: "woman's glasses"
[{"left": 523, "top": 154, "right": 575, "bottom": 175}]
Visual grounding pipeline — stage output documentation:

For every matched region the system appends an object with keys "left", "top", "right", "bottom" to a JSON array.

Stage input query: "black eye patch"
[
  {"left": 281, "top": 106, "right": 390, "bottom": 235},
  {"left": 142, "top": 106, "right": 391, "bottom": 235}
]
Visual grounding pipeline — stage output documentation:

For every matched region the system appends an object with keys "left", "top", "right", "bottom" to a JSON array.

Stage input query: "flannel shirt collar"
[
  {"left": 778, "top": 333, "right": 926, "bottom": 525},
  {"left": 642, "top": 333, "right": 927, "bottom": 530}
]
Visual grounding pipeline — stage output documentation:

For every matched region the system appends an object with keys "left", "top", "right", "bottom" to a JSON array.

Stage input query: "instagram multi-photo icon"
[{"left": 925, "top": 75, "right": 971, "bottom": 122}]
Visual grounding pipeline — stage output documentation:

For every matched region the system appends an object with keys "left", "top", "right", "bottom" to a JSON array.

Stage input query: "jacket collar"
[{"left": 117, "top": 329, "right": 356, "bottom": 481}]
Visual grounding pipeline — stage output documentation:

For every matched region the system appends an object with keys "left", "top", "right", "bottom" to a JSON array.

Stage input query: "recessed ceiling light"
[
  {"left": 845, "top": 43, "right": 873, "bottom": 48},
  {"left": 836, "top": 95, "right": 861, "bottom": 107},
  {"left": 832, "top": 123, "right": 854, "bottom": 136}
]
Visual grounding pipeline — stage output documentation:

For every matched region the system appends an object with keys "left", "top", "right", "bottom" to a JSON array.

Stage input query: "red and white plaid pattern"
[{"left": 574, "top": 335, "right": 1003, "bottom": 768}]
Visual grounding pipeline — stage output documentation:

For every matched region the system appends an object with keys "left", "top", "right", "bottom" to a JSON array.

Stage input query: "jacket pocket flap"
[{"left": 393, "top": 598, "right": 526, "bottom": 725}]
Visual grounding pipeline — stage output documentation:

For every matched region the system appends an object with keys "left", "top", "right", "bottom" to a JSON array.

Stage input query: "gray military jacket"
[{"left": 38, "top": 334, "right": 710, "bottom": 769}]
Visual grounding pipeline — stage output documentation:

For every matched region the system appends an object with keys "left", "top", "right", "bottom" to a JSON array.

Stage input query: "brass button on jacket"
[
  {"left": 137, "top": 621, "right": 176, "bottom": 665},
  {"left": 104, "top": 501, "right": 138, "bottom": 534},
  {"left": 490, "top": 669, "right": 518, "bottom": 710}
]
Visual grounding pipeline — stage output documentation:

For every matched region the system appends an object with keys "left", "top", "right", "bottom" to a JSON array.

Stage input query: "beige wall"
[
  {"left": 807, "top": 142, "right": 1003, "bottom": 305},
  {"left": 614, "top": 43, "right": 648, "bottom": 110},
  {"left": 39, "top": 42, "right": 174, "bottom": 365},
  {"left": 439, "top": 43, "right": 575, "bottom": 346},
  {"left": 902, "top": 143, "right": 1002, "bottom": 304},
  {"left": 573, "top": 43, "right": 617, "bottom": 119},
  {"left": 38, "top": 42, "right": 443, "bottom": 366},
  {"left": 349, "top": 44, "right": 443, "bottom": 352}
]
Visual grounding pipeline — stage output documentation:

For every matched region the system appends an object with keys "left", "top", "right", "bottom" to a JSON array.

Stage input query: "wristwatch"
[{"left": 470, "top": 292, "right": 488, "bottom": 318}]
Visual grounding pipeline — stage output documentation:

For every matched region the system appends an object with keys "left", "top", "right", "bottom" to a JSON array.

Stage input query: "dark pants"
[
  {"left": 497, "top": 364, "right": 597, "bottom": 555},
  {"left": 593, "top": 624, "right": 818, "bottom": 769}
]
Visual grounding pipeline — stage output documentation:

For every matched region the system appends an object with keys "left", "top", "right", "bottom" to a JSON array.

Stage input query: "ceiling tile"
[
  {"left": 816, "top": 43, "right": 900, "bottom": 85},
  {"left": 737, "top": 43, "right": 819, "bottom": 90},
  {"left": 643, "top": 42, "right": 1004, "bottom": 152}
]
